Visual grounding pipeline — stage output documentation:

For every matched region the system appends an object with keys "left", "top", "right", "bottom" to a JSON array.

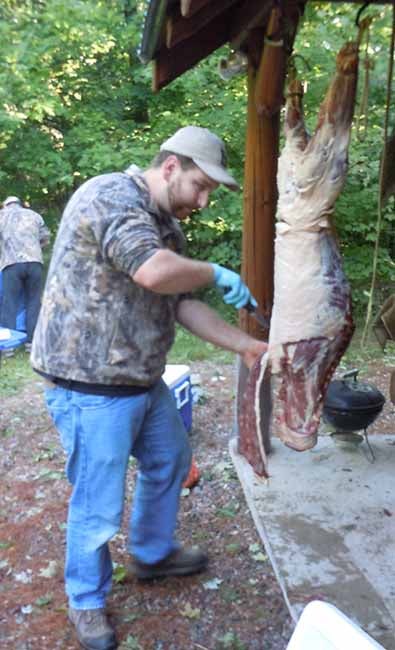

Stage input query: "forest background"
[{"left": 0, "top": 0, "right": 394, "bottom": 315}]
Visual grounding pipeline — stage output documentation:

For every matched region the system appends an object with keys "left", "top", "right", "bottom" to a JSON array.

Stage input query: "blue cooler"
[
  {"left": 162, "top": 364, "right": 192, "bottom": 433},
  {"left": 0, "top": 327, "right": 27, "bottom": 355}
]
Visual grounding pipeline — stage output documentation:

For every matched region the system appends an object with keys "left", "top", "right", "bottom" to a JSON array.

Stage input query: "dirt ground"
[{"left": 1, "top": 356, "right": 394, "bottom": 650}]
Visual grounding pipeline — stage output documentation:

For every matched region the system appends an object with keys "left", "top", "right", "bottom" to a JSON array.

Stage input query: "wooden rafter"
[
  {"left": 154, "top": 10, "right": 230, "bottom": 91},
  {"left": 180, "top": 0, "right": 212, "bottom": 19},
  {"left": 166, "top": 0, "right": 238, "bottom": 49},
  {"left": 227, "top": 0, "right": 273, "bottom": 47},
  {"left": 154, "top": 0, "right": 274, "bottom": 91}
]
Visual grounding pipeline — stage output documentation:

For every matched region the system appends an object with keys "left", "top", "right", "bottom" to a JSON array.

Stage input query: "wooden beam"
[
  {"left": 236, "top": 58, "right": 280, "bottom": 454},
  {"left": 166, "top": 0, "right": 238, "bottom": 50},
  {"left": 255, "top": 2, "right": 305, "bottom": 115},
  {"left": 180, "top": 0, "right": 212, "bottom": 19},
  {"left": 169, "top": 0, "right": 273, "bottom": 52},
  {"left": 240, "top": 2, "right": 304, "bottom": 326},
  {"left": 154, "top": 10, "right": 230, "bottom": 90},
  {"left": 228, "top": 0, "right": 273, "bottom": 48},
  {"left": 155, "top": 0, "right": 275, "bottom": 90},
  {"left": 240, "top": 63, "right": 278, "bottom": 339}
]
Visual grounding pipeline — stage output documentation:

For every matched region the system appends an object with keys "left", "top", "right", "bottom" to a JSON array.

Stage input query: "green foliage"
[
  {"left": 0, "top": 0, "right": 148, "bottom": 218},
  {"left": 0, "top": 2, "right": 394, "bottom": 306},
  {"left": 183, "top": 187, "right": 243, "bottom": 269}
]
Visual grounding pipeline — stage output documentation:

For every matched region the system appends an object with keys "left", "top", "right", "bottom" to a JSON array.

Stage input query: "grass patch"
[
  {"left": 168, "top": 292, "right": 238, "bottom": 365},
  {"left": 0, "top": 348, "right": 35, "bottom": 397},
  {"left": 168, "top": 326, "right": 235, "bottom": 365}
]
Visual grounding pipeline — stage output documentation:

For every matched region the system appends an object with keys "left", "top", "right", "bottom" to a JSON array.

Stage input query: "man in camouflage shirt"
[
  {"left": 31, "top": 126, "right": 267, "bottom": 650},
  {"left": 0, "top": 196, "right": 50, "bottom": 345}
]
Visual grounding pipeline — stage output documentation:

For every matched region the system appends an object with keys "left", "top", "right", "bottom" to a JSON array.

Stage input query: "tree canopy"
[{"left": 0, "top": 1, "right": 393, "bottom": 311}]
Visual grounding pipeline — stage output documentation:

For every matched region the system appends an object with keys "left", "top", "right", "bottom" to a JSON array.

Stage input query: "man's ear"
[{"left": 162, "top": 155, "right": 179, "bottom": 182}]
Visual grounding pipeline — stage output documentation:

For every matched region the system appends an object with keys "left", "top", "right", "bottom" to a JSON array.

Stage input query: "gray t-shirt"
[{"left": 31, "top": 167, "right": 187, "bottom": 386}]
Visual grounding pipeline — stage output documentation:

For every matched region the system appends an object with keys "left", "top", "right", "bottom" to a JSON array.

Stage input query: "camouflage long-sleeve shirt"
[
  {"left": 31, "top": 166, "right": 188, "bottom": 386},
  {"left": 0, "top": 204, "right": 50, "bottom": 272}
]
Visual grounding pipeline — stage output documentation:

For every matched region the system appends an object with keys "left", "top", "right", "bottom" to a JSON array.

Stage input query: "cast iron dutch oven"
[{"left": 323, "top": 369, "right": 385, "bottom": 432}]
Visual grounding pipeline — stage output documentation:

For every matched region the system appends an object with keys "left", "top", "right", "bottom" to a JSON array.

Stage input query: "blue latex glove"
[{"left": 211, "top": 263, "right": 257, "bottom": 310}]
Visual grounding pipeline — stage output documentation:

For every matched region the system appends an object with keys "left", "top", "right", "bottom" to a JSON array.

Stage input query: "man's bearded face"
[{"left": 167, "top": 166, "right": 218, "bottom": 220}]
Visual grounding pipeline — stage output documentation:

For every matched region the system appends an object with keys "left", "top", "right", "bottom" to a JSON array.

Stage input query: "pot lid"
[{"left": 324, "top": 370, "right": 385, "bottom": 411}]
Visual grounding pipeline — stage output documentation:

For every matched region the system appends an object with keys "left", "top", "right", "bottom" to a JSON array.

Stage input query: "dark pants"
[{"left": 0, "top": 262, "right": 43, "bottom": 342}]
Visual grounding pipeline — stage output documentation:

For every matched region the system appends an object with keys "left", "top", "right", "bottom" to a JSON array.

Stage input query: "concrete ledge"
[{"left": 229, "top": 435, "right": 395, "bottom": 649}]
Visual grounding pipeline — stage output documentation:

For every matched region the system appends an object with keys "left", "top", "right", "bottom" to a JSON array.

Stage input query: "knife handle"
[
  {"left": 244, "top": 301, "right": 256, "bottom": 314},
  {"left": 222, "top": 286, "right": 257, "bottom": 314}
]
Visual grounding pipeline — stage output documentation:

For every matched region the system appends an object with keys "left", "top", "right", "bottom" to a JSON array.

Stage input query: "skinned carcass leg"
[{"left": 238, "top": 43, "right": 358, "bottom": 475}]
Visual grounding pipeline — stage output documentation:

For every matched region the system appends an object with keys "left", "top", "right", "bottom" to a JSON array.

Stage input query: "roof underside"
[{"left": 140, "top": 0, "right": 393, "bottom": 90}]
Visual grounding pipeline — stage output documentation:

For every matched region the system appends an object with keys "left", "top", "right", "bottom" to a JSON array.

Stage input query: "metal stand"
[
  {"left": 363, "top": 429, "right": 376, "bottom": 463},
  {"left": 330, "top": 429, "right": 376, "bottom": 464}
]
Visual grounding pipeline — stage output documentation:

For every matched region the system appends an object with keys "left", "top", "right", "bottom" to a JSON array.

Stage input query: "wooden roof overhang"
[{"left": 139, "top": 0, "right": 391, "bottom": 91}]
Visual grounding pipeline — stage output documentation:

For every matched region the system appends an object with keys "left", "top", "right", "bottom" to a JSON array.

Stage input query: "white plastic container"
[
  {"left": 286, "top": 601, "right": 386, "bottom": 650},
  {"left": 162, "top": 364, "right": 192, "bottom": 432}
]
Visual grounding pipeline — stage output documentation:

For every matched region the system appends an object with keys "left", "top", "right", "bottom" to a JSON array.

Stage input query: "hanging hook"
[
  {"left": 288, "top": 53, "right": 311, "bottom": 73},
  {"left": 355, "top": 2, "right": 371, "bottom": 28}
]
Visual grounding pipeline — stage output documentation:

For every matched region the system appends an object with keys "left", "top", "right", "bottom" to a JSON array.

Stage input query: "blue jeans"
[
  {"left": 45, "top": 380, "right": 191, "bottom": 610},
  {"left": 0, "top": 262, "right": 43, "bottom": 342}
]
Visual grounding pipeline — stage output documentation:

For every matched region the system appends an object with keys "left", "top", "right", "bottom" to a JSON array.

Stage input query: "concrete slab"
[{"left": 229, "top": 434, "right": 395, "bottom": 649}]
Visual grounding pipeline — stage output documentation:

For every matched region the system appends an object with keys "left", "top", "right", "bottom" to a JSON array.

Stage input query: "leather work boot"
[
  {"left": 68, "top": 607, "right": 118, "bottom": 650},
  {"left": 130, "top": 545, "right": 208, "bottom": 580}
]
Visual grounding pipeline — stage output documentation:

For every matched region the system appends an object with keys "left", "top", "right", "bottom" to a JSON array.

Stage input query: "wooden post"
[
  {"left": 240, "top": 59, "right": 279, "bottom": 339},
  {"left": 241, "top": 3, "right": 305, "bottom": 336},
  {"left": 236, "top": 3, "right": 305, "bottom": 452},
  {"left": 236, "top": 32, "right": 279, "bottom": 453}
]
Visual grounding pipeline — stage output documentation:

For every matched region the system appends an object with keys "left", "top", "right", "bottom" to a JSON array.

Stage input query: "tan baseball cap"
[{"left": 160, "top": 126, "right": 239, "bottom": 191}]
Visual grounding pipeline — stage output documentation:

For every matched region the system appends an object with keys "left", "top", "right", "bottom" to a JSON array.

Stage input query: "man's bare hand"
[{"left": 241, "top": 339, "right": 268, "bottom": 370}]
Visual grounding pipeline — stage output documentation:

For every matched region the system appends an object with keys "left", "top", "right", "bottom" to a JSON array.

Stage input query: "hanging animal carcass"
[{"left": 238, "top": 42, "right": 359, "bottom": 478}]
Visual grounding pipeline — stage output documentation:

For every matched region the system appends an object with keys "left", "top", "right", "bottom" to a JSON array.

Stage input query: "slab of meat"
[
  {"left": 238, "top": 353, "right": 270, "bottom": 478},
  {"left": 238, "top": 43, "right": 358, "bottom": 477}
]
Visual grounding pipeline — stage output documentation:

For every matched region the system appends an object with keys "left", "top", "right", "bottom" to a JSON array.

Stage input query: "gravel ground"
[
  {"left": 0, "top": 358, "right": 294, "bottom": 650},
  {"left": 3, "top": 352, "right": 393, "bottom": 649}
]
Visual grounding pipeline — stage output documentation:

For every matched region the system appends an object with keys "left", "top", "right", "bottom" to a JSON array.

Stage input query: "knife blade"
[
  {"left": 244, "top": 302, "right": 270, "bottom": 329},
  {"left": 222, "top": 285, "right": 270, "bottom": 329}
]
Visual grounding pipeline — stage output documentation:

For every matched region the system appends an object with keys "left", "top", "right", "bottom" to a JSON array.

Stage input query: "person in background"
[
  {"left": 31, "top": 126, "right": 267, "bottom": 650},
  {"left": 0, "top": 196, "right": 50, "bottom": 351}
]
